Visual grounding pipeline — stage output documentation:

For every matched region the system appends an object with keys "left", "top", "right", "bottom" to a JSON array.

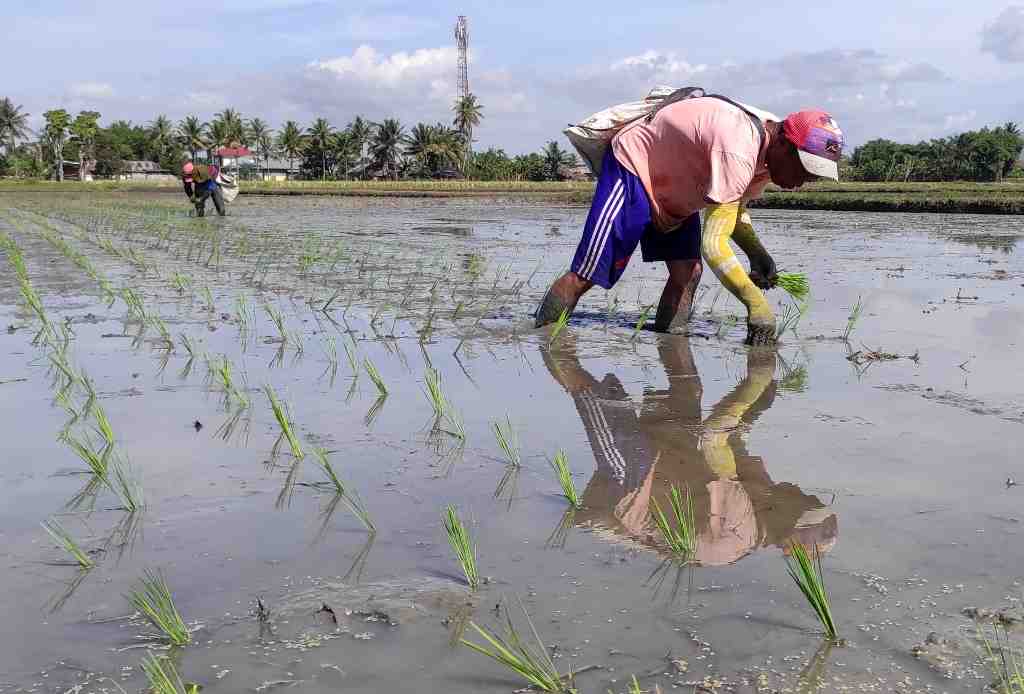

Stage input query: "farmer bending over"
[
  {"left": 181, "top": 161, "right": 225, "bottom": 217},
  {"left": 535, "top": 98, "right": 844, "bottom": 344}
]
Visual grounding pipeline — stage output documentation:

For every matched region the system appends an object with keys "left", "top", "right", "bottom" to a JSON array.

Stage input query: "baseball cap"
[
  {"left": 182, "top": 162, "right": 194, "bottom": 175},
  {"left": 782, "top": 110, "right": 844, "bottom": 181}
]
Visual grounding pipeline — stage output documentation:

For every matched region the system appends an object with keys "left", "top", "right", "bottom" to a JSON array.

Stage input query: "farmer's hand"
[
  {"left": 745, "top": 304, "right": 777, "bottom": 346},
  {"left": 748, "top": 253, "right": 778, "bottom": 290}
]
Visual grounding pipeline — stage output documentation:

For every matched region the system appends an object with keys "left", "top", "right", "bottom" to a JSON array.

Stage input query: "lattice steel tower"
[{"left": 455, "top": 16, "right": 469, "bottom": 99}]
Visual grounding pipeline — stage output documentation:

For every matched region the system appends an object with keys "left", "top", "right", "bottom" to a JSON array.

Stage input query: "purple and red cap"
[{"left": 783, "top": 110, "right": 845, "bottom": 181}]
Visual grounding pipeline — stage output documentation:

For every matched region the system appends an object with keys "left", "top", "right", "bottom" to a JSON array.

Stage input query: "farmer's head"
[{"left": 767, "top": 110, "right": 844, "bottom": 189}]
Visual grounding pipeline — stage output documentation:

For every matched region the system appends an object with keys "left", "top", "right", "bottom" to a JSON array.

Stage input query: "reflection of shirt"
[{"left": 612, "top": 98, "right": 773, "bottom": 232}]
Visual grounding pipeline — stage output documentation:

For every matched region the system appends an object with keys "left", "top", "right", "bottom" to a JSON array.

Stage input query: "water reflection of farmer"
[
  {"left": 542, "top": 337, "right": 836, "bottom": 565},
  {"left": 181, "top": 161, "right": 225, "bottom": 218}
]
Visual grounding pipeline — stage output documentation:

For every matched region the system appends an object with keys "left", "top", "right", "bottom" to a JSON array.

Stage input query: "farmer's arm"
[
  {"left": 700, "top": 202, "right": 774, "bottom": 333},
  {"left": 732, "top": 205, "right": 777, "bottom": 289}
]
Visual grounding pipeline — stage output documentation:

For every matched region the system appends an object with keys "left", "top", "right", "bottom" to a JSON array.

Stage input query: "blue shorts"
[{"left": 571, "top": 149, "right": 701, "bottom": 290}]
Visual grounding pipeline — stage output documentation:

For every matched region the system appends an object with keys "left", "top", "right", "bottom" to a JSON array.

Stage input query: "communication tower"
[{"left": 455, "top": 16, "right": 469, "bottom": 100}]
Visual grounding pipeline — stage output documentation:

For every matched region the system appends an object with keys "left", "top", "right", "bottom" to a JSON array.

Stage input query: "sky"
[{"left": 5, "top": 0, "right": 1024, "bottom": 154}]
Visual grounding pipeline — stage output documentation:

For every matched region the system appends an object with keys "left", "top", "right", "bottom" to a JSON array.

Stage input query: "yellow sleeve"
[{"left": 700, "top": 202, "right": 773, "bottom": 324}]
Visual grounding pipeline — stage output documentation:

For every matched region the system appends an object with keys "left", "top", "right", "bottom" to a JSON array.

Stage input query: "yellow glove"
[{"left": 701, "top": 202, "right": 775, "bottom": 344}]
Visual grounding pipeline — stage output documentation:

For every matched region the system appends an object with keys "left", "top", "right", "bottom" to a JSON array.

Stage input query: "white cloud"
[
  {"left": 309, "top": 45, "right": 458, "bottom": 90},
  {"left": 981, "top": 6, "right": 1024, "bottom": 62},
  {"left": 943, "top": 109, "right": 978, "bottom": 129},
  {"left": 69, "top": 81, "right": 114, "bottom": 99}
]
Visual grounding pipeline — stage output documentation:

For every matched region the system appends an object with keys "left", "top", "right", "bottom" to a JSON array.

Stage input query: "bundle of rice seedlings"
[
  {"left": 41, "top": 518, "right": 93, "bottom": 568},
  {"left": 127, "top": 569, "right": 191, "bottom": 645},
  {"left": 141, "top": 653, "right": 200, "bottom": 694},
  {"left": 492, "top": 415, "right": 521, "bottom": 467},
  {"left": 443, "top": 504, "right": 479, "bottom": 590},
  {"left": 263, "top": 385, "right": 304, "bottom": 460},
  {"left": 785, "top": 541, "right": 838, "bottom": 640},
  {"left": 462, "top": 597, "right": 572, "bottom": 692},
  {"left": 550, "top": 450, "right": 582, "bottom": 509},
  {"left": 776, "top": 272, "right": 810, "bottom": 302},
  {"left": 649, "top": 484, "right": 696, "bottom": 559},
  {"left": 364, "top": 358, "right": 387, "bottom": 395}
]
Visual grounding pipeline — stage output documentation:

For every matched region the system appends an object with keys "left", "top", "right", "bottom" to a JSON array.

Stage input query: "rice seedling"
[
  {"left": 443, "top": 405, "right": 467, "bottom": 441},
  {"left": 213, "top": 355, "right": 249, "bottom": 409},
  {"left": 492, "top": 415, "right": 521, "bottom": 467},
  {"left": 321, "top": 336, "right": 339, "bottom": 384},
  {"left": 65, "top": 433, "right": 110, "bottom": 477},
  {"left": 311, "top": 447, "right": 375, "bottom": 532},
  {"left": 443, "top": 504, "right": 479, "bottom": 590},
  {"left": 979, "top": 622, "right": 1024, "bottom": 694},
  {"left": 40, "top": 518, "right": 94, "bottom": 568},
  {"left": 106, "top": 455, "right": 144, "bottom": 513},
  {"left": 343, "top": 337, "right": 359, "bottom": 377},
  {"left": 364, "top": 357, "right": 387, "bottom": 395},
  {"left": 777, "top": 272, "right": 810, "bottom": 303},
  {"left": 141, "top": 653, "right": 200, "bottom": 694},
  {"left": 777, "top": 300, "right": 808, "bottom": 338},
  {"left": 149, "top": 316, "right": 174, "bottom": 350},
  {"left": 632, "top": 304, "right": 655, "bottom": 340},
  {"left": 200, "top": 284, "right": 215, "bottom": 311},
  {"left": 843, "top": 295, "right": 864, "bottom": 342},
  {"left": 263, "top": 384, "right": 304, "bottom": 460},
  {"left": 127, "top": 569, "right": 191, "bottom": 645},
  {"left": 264, "top": 303, "right": 288, "bottom": 343},
  {"left": 170, "top": 272, "right": 192, "bottom": 295},
  {"left": 93, "top": 403, "right": 116, "bottom": 449},
  {"left": 550, "top": 450, "right": 582, "bottom": 509},
  {"left": 462, "top": 597, "right": 573, "bottom": 693},
  {"left": 121, "top": 287, "right": 148, "bottom": 322},
  {"left": 423, "top": 367, "right": 448, "bottom": 417},
  {"left": 178, "top": 333, "right": 199, "bottom": 359},
  {"left": 649, "top": 484, "right": 696, "bottom": 559},
  {"left": 785, "top": 541, "right": 838, "bottom": 640},
  {"left": 48, "top": 351, "right": 82, "bottom": 390},
  {"left": 548, "top": 308, "right": 570, "bottom": 345}
]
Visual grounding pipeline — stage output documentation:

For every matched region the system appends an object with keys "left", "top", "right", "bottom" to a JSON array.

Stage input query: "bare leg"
[
  {"left": 535, "top": 271, "right": 594, "bottom": 328},
  {"left": 653, "top": 259, "right": 702, "bottom": 332}
]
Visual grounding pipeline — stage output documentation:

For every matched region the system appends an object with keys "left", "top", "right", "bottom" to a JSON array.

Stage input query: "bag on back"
[{"left": 563, "top": 86, "right": 706, "bottom": 176}]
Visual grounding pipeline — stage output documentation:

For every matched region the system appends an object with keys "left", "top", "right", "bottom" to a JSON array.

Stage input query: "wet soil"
[{"left": 0, "top": 193, "right": 1022, "bottom": 693}]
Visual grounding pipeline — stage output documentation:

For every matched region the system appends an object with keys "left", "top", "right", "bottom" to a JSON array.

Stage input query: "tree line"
[
  {"left": 0, "top": 95, "right": 581, "bottom": 182},
  {"left": 844, "top": 124, "right": 1024, "bottom": 182}
]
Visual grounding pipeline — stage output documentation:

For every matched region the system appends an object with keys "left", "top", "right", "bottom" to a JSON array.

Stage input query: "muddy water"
[{"left": 0, "top": 193, "right": 1022, "bottom": 693}]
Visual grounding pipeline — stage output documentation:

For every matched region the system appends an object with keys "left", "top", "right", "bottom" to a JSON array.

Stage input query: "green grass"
[
  {"left": 980, "top": 623, "right": 1024, "bottom": 694},
  {"left": 311, "top": 447, "right": 375, "bottom": 532},
  {"left": 785, "top": 541, "right": 838, "bottom": 640},
  {"left": 363, "top": 358, "right": 387, "bottom": 395},
  {"left": 548, "top": 308, "right": 570, "bottom": 345},
  {"left": 127, "top": 569, "right": 191, "bottom": 645},
  {"left": 263, "top": 384, "right": 304, "bottom": 460},
  {"left": 776, "top": 272, "right": 810, "bottom": 302},
  {"left": 41, "top": 518, "right": 94, "bottom": 568},
  {"left": 492, "top": 415, "right": 521, "bottom": 467},
  {"left": 443, "top": 505, "right": 479, "bottom": 590},
  {"left": 141, "top": 653, "right": 200, "bottom": 694},
  {"left": 843, "top": 295, "right": 864, "bottom": 341},
  {"left": 649, "top": 484, "right": 696, "bottom": 559},
  {"left": 462, "top": 597, "right": 574, "bottom": 693},
  {"left": 550, "top": 450, "right": 582, "bottom": 509}
]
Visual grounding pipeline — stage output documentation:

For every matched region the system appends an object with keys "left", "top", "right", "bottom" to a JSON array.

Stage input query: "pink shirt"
[{"left": 612, "top": 98, "right": 773, "bottom": 231}]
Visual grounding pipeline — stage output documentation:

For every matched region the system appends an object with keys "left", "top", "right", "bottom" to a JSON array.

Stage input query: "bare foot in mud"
[{"left": 535, "top": 272, "right": 592, "bottom": 328}]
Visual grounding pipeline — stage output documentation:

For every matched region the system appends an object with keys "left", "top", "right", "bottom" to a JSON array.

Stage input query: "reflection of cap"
[{"left": 782, "top": 110, "right": 844, "bottom": 181}]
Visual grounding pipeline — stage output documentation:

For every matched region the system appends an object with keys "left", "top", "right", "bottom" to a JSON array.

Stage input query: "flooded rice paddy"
[{"left": 0, "top": 192, "right": 1022, "bottom": 693}]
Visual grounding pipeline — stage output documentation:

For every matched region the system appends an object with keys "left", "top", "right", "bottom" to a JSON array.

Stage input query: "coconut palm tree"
[
  {"left": 247, "top": 118, "right": 273, "bottom": 179},
  {"left": 542, "top": 141, "right": 576, "bottom": 181},
  {"left": 178, "top": 115, "right": 207, "bottom": 162},
  {"left": 207, "top": 119, "right": 231, "bottom": 162},
  {"left": 306, "top": 118, "right": 334, "bottom": 181},
  {"left": 370, "top": 118, "right": 405, "bottom": 180},
  {"left": 43, "top": 109, "right": 72, "bottom": 181},
  {"left": 70, "top": 111, "right": 101, "bottom": 181},
  {"left": 215, "top": 108, "right": 245, "bottom": 145},
  {"left": 149, "top": 115, "right": 174, "bottom": 157},
  {"left": 452, "top": 93, "right": 483, "bottom": 168},
  {"left": 276, "top": 120, "right": 304, "bottom": 181},
  {"left": 0, "top": 98, "right": 31, "bottom": 155},
  {"left": 347, "top": 115, "right": 372, "bottom": 161},
  {"left": 406, "top": 122, "right": 463, "bottom": 177}
]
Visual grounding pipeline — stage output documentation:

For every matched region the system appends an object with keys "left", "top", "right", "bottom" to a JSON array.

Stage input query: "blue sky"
[{"left": 5, "top": 0, "right": 1024, "bottom": 153}]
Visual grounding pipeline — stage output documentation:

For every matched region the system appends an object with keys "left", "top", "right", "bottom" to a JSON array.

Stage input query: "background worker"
[
  {"left": 181, "top": 160, "right": 225, "bottom": 217},
  {"left": 536, "top": 97, "right": 844, "bottom": 344}
]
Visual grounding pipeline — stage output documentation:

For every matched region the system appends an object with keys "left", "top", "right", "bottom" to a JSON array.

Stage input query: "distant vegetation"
[{"left": 0, "top": 95, "right": 580, "bottom": 183}]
